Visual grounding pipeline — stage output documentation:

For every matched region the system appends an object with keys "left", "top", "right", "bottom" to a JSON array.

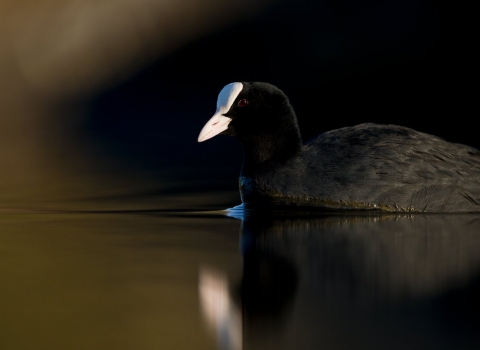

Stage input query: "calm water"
[{"left": 1, "top": 205, "right": 480, "bottom": 350}]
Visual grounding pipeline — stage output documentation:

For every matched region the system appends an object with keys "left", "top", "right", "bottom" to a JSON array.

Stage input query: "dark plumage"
[{"left": 198, "top": 82, "right": 480, "bottom": 212}]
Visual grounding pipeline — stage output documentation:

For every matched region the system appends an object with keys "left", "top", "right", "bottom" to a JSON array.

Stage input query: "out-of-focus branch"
[{"left": 2, "top": 0, "right": 271, "bottom": 100}]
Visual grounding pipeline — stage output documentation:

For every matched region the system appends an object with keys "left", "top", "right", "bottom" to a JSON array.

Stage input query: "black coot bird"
[{"left": 198, "top": 82, "right": 480, "bottom": 212}]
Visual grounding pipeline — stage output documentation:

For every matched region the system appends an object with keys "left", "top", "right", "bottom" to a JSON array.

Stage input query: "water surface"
[{"left": 2, "top": 206, "right": 480, "bottom": 350}]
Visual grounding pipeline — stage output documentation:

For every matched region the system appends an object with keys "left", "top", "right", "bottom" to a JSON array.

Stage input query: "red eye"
[{"left": 238, "top": 99, "right": 249, "bottom": 107}]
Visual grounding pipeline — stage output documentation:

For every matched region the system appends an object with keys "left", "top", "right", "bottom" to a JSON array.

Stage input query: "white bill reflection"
[{"left": 199, "top": 266, "right": 242, "bottom": 350}]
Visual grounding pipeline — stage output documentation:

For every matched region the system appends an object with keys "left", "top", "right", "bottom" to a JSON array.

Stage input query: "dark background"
[
  {"left": 0, "top": 0, "right": 476, "bottom": 210},
  {"left": 84, "top": 0, "right": 475, "bottom": 176}
]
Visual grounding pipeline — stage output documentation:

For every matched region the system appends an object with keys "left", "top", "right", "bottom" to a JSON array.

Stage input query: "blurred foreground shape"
[{"left": 0, "top": 0, "right": 270, "bottom": 211}]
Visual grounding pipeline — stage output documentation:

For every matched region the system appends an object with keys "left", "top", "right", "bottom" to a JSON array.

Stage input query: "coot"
[{"left": 198, "top": 82, "right": 480, "bottom": 212}]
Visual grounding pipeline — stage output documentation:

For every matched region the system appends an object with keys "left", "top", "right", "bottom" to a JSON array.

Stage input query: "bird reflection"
[
  {"left": 199, "top": 266, "right": 242, "bottom": 350},
  {"left": 201, "top": 206, "right": 480, "bottom": 349},
  {"left": 199, "top": 253, "right": 298, "bottom": 350},
  {"left": 233, "top": 206, "right": 480, "bottom": 302}
]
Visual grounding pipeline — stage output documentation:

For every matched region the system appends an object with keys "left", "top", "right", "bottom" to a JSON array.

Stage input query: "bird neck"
[{"left": 239, "top": 125, "right": 302, "bottom": 176}]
